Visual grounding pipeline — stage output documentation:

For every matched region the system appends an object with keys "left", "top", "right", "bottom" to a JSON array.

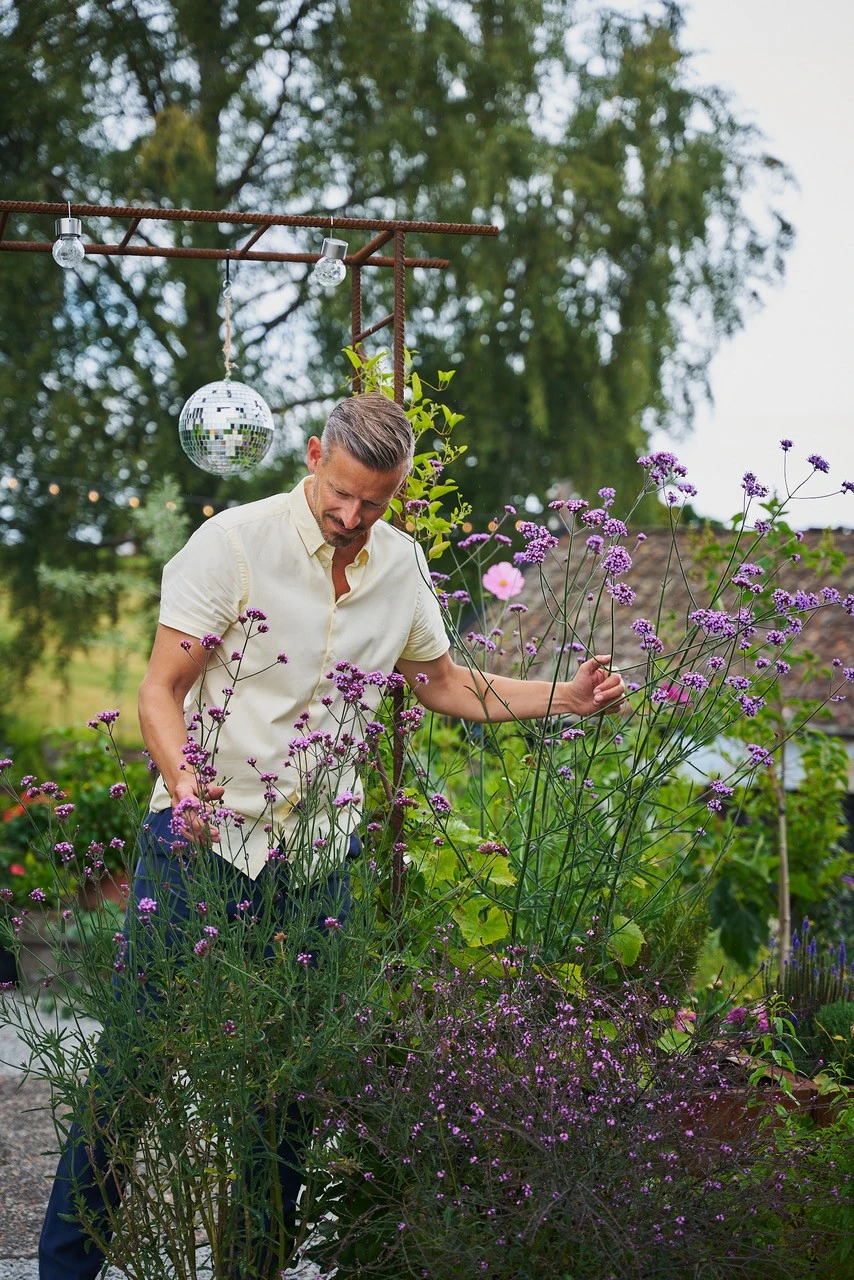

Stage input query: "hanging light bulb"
[
  {"left": 312, "top": 237, "right": 348, "bottom": 289},
  {"left": 52, "top": 205, "right": 86, "bottom": 270}
]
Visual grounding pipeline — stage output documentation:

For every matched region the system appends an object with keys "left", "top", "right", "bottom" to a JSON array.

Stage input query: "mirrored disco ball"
[{"left": 178, "top": 379, "right": 275, "bottom": 476}]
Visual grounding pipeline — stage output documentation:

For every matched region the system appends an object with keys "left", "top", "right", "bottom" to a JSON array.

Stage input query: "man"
[{"left": 40, "top": 392, "right": 624, "bottom": 1279}]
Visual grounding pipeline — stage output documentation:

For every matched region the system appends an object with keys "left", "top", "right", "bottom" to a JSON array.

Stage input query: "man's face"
[{"left": 306, "top": 437, "right": 407, "bottom": 549}]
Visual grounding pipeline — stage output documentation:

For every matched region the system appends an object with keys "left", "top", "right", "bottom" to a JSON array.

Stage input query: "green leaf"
[
  {"left": 428, "top": 538, "right": 450, "bottom": 560},
  {"left": 606, "top": 915, "right": 645, "bottom": 967},
  {"left": 469, "top": 850, "right": 516, "bottom": 886},
  {"left": 410, "top": 371, "right": 422, "bottom": 402},
  {"left": 455, "top": 899, "right": 510, "bottom": 947},
  {"left": 656, "top": 1029, "right": 694, "bottom": 1054},
  {"left": 551, "top": 962, "right": 585, "bottom": 993}
]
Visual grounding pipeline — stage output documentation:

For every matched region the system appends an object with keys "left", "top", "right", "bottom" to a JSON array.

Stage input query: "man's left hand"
[{"left": 568, "top": 653, "right": 626, "bottom": 717}]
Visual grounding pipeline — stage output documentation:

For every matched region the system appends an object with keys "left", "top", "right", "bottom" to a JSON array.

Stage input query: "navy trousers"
[{"left": 38, "top": 810, "right": 353, "bottom": 1280}]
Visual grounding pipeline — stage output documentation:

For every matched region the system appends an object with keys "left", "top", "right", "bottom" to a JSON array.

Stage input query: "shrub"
[
  {"left": 812, "top": 1000, "right": 854, "bottom": 1081},
  {"left": 307, "top": 960, "right": 837, "bottom": 1279}
]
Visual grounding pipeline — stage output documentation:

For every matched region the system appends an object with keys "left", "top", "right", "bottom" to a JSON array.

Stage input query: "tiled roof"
[{"left": 487, "top": 526, "right": 854, "bottom": 734}]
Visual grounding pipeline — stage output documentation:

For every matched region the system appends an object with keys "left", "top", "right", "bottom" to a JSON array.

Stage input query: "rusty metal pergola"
[
  {"left": 0, "top": 200, "right": 499, "bottom": 405},
  {"left": 0, "top": 199, "right": 499, "bottom": 904}
]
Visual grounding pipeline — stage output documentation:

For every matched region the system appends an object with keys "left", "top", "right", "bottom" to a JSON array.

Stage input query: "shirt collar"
[{"left": 289, "top": 476, "right": 372, "bottom": 566}]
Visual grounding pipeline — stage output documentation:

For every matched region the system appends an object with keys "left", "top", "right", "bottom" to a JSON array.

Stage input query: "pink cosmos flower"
[{"left": 482, "top": 561, "right": 525, "bottom": 600}]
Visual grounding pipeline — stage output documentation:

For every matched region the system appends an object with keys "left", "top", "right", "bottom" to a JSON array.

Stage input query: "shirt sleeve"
[
  {"left": 158, "top": 521, "right": 246, "bottom": 639},
  {"left": 398, "top": 541, "right": 451, "bottom": 663}
]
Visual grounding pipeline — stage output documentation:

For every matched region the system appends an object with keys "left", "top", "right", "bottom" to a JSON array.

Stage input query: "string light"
[
  {"left": 52, "top": 202, "right": 86, "bottom": 271},
  {"left": 313, "top": 237, "right": 348, "bottom": 289},
  {"left": 2, "top": 470, "right": 219, "bottom": 515}
]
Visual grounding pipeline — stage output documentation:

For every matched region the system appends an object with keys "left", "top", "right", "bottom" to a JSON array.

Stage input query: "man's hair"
[{"left": 321, "top": 392, "right": 414, "bottom": 473}]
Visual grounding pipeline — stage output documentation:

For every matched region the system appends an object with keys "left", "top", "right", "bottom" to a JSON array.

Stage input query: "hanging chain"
[{"left": 222, "top": 256, "right": 234, "bottom": 379}]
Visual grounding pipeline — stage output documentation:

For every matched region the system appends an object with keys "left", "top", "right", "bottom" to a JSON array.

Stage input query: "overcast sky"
[{"left": 620, "top": 0, "right": 853, "bottom": 529}]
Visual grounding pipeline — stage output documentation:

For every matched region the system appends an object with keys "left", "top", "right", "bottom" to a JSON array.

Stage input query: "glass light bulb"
[
  {"left": 52, "top": 235, "right": 86, "bottom": 270},
  {"left": 313, "top": 255, "right": 347, "bottom": 289}
]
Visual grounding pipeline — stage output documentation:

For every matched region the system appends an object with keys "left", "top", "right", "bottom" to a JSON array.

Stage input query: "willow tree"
[{"left": 0, "top": 0, "right": 792, "bottom": 671}]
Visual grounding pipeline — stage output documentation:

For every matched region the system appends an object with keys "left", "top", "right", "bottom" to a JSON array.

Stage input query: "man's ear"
[{"left": 306, "top": 436, "right": 323, "bottom": 473}]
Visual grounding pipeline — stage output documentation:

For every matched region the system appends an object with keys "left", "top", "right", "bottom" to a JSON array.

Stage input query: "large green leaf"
[
  {"left": 455, "top": 899, "right": 510, "bottom": 948},
  {"left": 606, "top": 915, "right": 645, "bottom": 967}
]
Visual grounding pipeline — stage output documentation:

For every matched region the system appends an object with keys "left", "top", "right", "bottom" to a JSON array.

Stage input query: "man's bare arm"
[
  {"left": 396, "top": 651, "right": 626, "bottom": 723},
  {"left": 138, "top": 625, "right": 225, "bottom": 838}
]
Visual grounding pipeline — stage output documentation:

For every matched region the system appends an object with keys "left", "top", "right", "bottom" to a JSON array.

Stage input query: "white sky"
[{"left": 624, "top": 0, "right": 853, "bottom": 529}]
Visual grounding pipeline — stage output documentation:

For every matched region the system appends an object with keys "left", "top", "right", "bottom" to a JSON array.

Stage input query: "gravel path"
[{"left": 0, "top": 998, "right": 323, "bottom": 1278}]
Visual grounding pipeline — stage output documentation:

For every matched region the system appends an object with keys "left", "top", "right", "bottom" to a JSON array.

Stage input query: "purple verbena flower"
[
  {"left": 606, "top": 581, "right": 636, "bottom": 606},
  {"left": 601, "top": 545, "right": 632, "bottom": 577},
  {"left": 741, "top": 472, "right": 769, "bottom": 498}
]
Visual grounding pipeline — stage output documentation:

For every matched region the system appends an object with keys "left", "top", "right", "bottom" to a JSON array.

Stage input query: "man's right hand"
[{"left": 170, "top": 777, "right": 226, "bottom": 845}]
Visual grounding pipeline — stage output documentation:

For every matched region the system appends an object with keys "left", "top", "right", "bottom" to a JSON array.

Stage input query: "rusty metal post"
[
  {"left": 390, "top": 228, "right": 407, "bottom": 913},
  {"left": 393, "top": 229, "right": 406, "bottom": 405},
  {"left": 350, "top": 264, "right": 363, "bottom": 393}
]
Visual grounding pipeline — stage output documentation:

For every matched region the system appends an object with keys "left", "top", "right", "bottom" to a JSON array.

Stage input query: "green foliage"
[
  {"left": 0, "top": 724, "right": 150, "bottom": 907},
  {"left": 767, "top": 1096, "right": 854, "bottom": 1275},
  {"left": 344, "top": 347, "right": 472, "bottom": 560},
  {"left": 0, "top": 0, "right": 793, "bottom": 660},
  {"left": 0, "top": 797, "right": 56, "bottom": 906},
  {"left": 46, "top": 730, "right": 150, "bottom": 867},
  {"left": 131, "top": 476, "right": 193, "bottom": 570},
  {"left": 704, "top": 727, "right": 850, "bottom": 968},
  {"left": 686, "top": 515, "right": 852, "bottom": 968},
  {"left": 813, "top": 1000, "right": 854, "bottom": 1080}
]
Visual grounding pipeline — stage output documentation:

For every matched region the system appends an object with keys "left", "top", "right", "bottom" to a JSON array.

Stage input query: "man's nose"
[{"left": 340, "top": 501, "right": 362, "bottom": 529}]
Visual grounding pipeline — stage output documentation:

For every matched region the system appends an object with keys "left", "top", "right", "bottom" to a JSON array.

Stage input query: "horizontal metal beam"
[
  {"left": 0, "top": 199, "right": 498, "bottom": 238},
  {"left": 0, "top": 241, "right": 449, "bottom": 269}
]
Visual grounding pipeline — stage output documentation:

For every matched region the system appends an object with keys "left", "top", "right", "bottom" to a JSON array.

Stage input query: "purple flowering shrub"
[
  {"left": 307, "top": 960, "right": 843, "bottom": 1278},
  {"left": 390, "top": 445, "right": 854, "bottom": 983}
]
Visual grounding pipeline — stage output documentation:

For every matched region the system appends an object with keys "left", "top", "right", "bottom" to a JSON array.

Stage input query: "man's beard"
[
  {"left": 319, "top": 514, "right": 365, "bottom": 548},
  {"left": 307, "top": 479, "right": 365, "bottom": 548}
]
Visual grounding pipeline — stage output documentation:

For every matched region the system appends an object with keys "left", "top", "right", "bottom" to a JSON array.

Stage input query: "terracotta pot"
[
  {"left": 78, "top": 873, "right": 130, "bottom": 911},
  {"left": 674, "top": 1049, "right": 839, "bottom": 1163}
]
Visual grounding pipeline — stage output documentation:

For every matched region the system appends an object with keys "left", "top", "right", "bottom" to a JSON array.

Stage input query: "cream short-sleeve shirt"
[{"left": 149, "top": 477, "right": 450, "bottom": 881}]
